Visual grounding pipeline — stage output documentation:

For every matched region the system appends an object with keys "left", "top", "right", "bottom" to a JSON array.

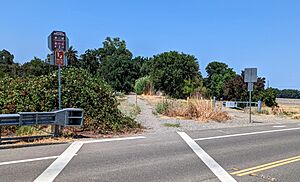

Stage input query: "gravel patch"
[{"left": 127, "top": 95, "right": 299, "bottom": 135}]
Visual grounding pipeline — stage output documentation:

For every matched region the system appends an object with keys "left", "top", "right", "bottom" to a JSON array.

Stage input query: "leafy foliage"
[
  {"left": 149, "top": 51, "right": 202, "bottom": 99},
  {"left": 0, "top": 49, "right": 14, "bottom": 65},
  {"left": 79, "top": 49, "right": 101, "bottom": 75},
  {"left": 98, "top": 37, "right": 140, "bottom": 93},
  {"left": 134, "top": 76, "right": 152, "bottom": 95},
  {"left": 66, "top": 46, "right": 79, "bottom": 66},
  {"left": 277, "top": 89, "right": 300, "bottom": 99},
  {"left": 21, "top": 57, "right": 51, "bottom": 77},
  {"left": 223, "top": 73, "right": 266, "bottom": 102},
  {"left": 258, "top": 88, "right": 278, "bottom": 107},
  {"left": 205, "top": 61, "right": 236, "bottom": 99},
  {"left": 0, "top": 68, "right": 140, "bottom": 134}
]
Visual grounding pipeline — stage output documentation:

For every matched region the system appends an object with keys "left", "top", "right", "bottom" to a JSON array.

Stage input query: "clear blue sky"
[{"left": 1, "top": 0, "right": 300, "bottom": 89}]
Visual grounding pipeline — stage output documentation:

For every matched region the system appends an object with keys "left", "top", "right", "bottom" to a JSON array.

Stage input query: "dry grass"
[
  {"left": 259, "top": 98, "right": 300, "bottom": 120},
  {"left": 141, "top": 95, "right": 230, "bottom": 122},
  {"left": 139, "top": 95, "right": 165, "bottom": 106},
  {"left": 164, "top": 99, "right": 230, "bottom": 122}
]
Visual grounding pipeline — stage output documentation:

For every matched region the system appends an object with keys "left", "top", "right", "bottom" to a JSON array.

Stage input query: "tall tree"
[
  {"left": 149, "top": 51, "right": 202, "bottom": 98},
  {"left": 79, "top": 49, "right": 100, "bottom": 75},
  {"left": 223, "top": 72, "right": 266, "bottom": 102},
  {"left": 66, "top": 46, "right": 79, "bottom": 66},
  {"left": 0, "top": 49, "right": 14, "bottom": 65},
  {"left": 21, "top": 57, "right": 50, "bottom": 77},
  {"left": 98, "top": 37, "right": 139, "bottom": 93},
  {"left": 205, "top": 61, "right": 236, "bottom": 99}
]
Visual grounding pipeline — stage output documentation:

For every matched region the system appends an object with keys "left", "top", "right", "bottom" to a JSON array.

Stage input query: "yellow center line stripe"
[
  {"left": 237, "top": 157, "right": 300, "bottom": 176},
  {"left": 231, "top": 155, "right": 300, "bottom": 175}
]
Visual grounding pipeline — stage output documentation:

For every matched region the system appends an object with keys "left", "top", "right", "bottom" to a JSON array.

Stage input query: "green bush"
[
  {"left": 134, "top": 76, "right": 152, "bottom": 95},
  {"left": 0, "top": 68, "right": 140, "bottom": 134},
  {"left": 155, "top": 99, "right": 171, "bottom": 114},
  {"left": 259, "top": 88, "right": 278, "bottom": 107}
]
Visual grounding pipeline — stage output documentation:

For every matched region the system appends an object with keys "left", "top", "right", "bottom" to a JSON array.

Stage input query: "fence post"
[
  {"left": 257, "top": 100, "right": 262, "bottom": 113},
  {"left": 213, "top": 96, "right": 216, "bottom": 111}
]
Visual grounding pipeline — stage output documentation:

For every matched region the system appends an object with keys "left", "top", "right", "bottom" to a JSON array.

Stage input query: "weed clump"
[{"left": 155, "top": 99, "right": 230, "bottom": 122}]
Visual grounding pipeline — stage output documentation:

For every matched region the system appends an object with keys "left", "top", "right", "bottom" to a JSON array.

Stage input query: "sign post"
[
  {"left": 48, "top": 31, "right": 69, "bottom": 136},
  {"left": 244, "top": 68, "right": 257, "bottom": 123}
]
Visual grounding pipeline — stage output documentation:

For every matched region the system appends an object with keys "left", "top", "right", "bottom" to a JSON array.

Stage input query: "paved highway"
[{"left": 1, "top": 122, "right": 300, "bottom": 181}]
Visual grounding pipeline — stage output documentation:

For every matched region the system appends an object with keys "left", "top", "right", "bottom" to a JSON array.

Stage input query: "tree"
[
  {"left": 132, "top": 56, "right": 152, "bottom": 77},
  {"left": 258, "top": 88, "right": 278, "bottom": 107},
  {"left": 149, "top": 51, "right": 202, "bottom": 98},
  {"left": 0, "top": 49, "right": 14, "bottom": 65},
  {"left": 79, "top": 49, "right": 100, "bottom": 75},
  {"left": 277, "top": 89, "right": 300, "bottom": 99},
  {"left": 223, "top": 72, "right": 266, "bottom": 102},
  {"left": 66, "top": 46, "right": 79, "bottom": 66},
  {"left": 205, "top": 61, "right": 236, "bottom": 99},
  {"left": 97, "top": 37, "right": 140, "bottom": 93},
  {"left": 21, "top": 57, "right": 50, "bottom": 77},
  {"left": 134, "top": 76, "right": 152, "bottom": 95}
]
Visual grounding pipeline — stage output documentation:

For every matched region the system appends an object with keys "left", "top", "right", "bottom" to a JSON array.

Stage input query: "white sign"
[
  {"left": 244, "top": 68, "right": 257, "bottom": 83},
  {"left": 225, "top": 102, "right": 237, "bottom": 108}
]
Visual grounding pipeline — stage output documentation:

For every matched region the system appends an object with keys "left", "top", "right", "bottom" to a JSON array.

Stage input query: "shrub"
[
  {"left": 155, "top": 99, "right": 171, "bottom": 114},
  {"left": 259, "top": 88, "right": 278, "bottom": 107},
  {"left": 134, "top": 76, "right": 152, "bottom": 95},
  {"left": 0, "top": 68, "right": 140, "bottom": 134},
  {"left": 156, "top": 99, "right": 230, "bottom": 122}
]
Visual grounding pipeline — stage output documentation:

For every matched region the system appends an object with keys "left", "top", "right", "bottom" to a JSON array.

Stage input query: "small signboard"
[
  {"left": 248, "top": 82, "right": 254, "bottom": 92},
  {"left": 225, "top": 101, "right": 237, "bottom": 108},
  {"left": 244, "top": 68, "right": 257, "bottom": 83},
  {"left": 55, "top": 50, "right": 65, "bottom": 66}
]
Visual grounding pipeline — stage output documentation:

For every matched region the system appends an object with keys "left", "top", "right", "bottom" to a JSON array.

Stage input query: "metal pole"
[
  {"left": 0, "top": 126, "right": 2, "bottom": 145},
  {"left": 249, "top": 90, "right": 252, "bottom": 123},
  {"left": 58, "top": 64, "right": 62, "bottom": 110},
  {"left": 54, "top": 63, "right": 62, "bottom": 137}
]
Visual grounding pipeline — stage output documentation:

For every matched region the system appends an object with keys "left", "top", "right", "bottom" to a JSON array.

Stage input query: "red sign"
[
  {"left": 51, "top": 31, "right": 66, "bottom": 51},
  {"left": 55, "top": 50, "right": 65, "bottom": 66}
]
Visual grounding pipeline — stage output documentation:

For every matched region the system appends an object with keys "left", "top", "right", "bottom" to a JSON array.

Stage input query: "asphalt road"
[{"left": 1, "top": 122, "right": 300, "bottom": 182}]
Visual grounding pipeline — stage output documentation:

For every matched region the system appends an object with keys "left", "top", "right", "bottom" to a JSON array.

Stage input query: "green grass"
[{"left": 162, "top": 123, "right": 180, "bottom": 128}]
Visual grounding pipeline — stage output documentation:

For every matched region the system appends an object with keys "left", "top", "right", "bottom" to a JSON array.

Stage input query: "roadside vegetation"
[
  {"left": 0, "top": 35, "right": 291, "bottom": 138},
  {"left": 152, "top": 97, "right": 230, "bottom": 122}
]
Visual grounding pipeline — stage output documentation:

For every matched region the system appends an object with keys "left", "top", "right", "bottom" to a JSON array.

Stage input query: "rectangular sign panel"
[
  {"left": 244, "top": 68, "right": 257, "bottom": 83},
  {"left": 225, "top": 101, "right": 237, "bottom": 108},
  {"left": 55, "top": 50, "right": 65, "bottom": 66},
  {"left": 248, "top": 82, "right": 254, "bottom": 92},
  {"left": 50, "top": 31, "right": 67, "bottom": 51}
]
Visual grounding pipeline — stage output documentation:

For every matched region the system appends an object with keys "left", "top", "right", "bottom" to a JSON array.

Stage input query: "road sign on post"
[
  {"left": 48, "top": 31, "right": 69, "bottom": 136},
  {"left": 244, "top": 68, "right": 257, "bottom": 123},
  {"left": 55, "top": 50, "right": 65, "bottom": 66}
]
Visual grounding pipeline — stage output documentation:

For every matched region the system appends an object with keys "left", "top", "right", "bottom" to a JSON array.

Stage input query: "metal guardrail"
[
  {"left": 0, "top": 108, "right": 84, "bottom": 144},
  {"left": 223, "top": 101, "right": 262, "bottom": 112},
  {"left": 0, "top": 108, "right": 84, "bottom": 127}
]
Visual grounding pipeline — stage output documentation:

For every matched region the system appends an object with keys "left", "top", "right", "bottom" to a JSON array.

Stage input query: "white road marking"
[
  {"left": 178, "top": 132, "right": 236, "bottom": 182},
  {"left": 34, "top": 141, "right": 83, "bottom": 182},
  {"left": 273, "top": 125, "right": 286, "bottom": 128},
  {"left": 0, "top": 156, "right": 58, "bottom": 166},
  {"left": 34, "top": 136, "right": 146, "bottom": 182},
  {"left": 82, "top": 136, "right": 146, "bottom": 144},
  {"left": 194, "top": 127, "right": 300, "bottom": 141}
]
